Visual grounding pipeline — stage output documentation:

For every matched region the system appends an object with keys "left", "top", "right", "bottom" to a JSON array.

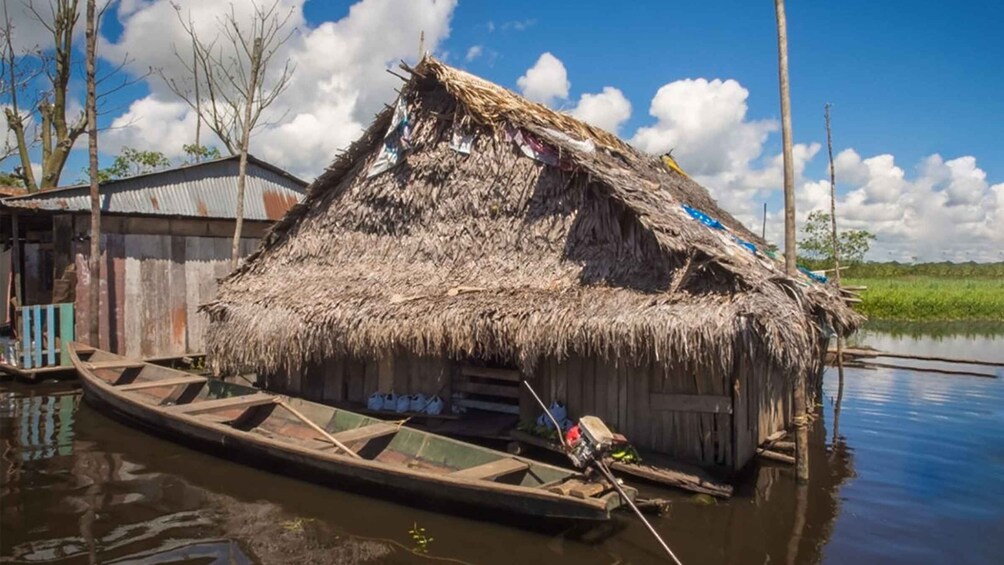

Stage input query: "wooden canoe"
[{"left": 69, "top": 343, "right": 633, "bottom": 522}]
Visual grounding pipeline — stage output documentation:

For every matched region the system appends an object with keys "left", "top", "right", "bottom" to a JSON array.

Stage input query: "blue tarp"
[
  {"left": 682, "top": 204, "right": 724, "bottom": 230},
  {"left": 798, "top": 266, "right": 828, "bottom": 283}
]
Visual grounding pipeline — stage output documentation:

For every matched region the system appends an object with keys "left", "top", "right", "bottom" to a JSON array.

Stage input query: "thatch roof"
[{"left": 203, "top": 57, "right": 861, "bottom": 377}]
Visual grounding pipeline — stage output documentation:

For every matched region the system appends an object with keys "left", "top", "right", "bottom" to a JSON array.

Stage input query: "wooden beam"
[
  {"left": 758, "top": 447, "right": 795, "bottom": 464},
  {"left": 650, "top": 393, "right": 733, "bottom": 414},
  {"left": 86, "top": 360, "right": 146, "bottom": 371},
  {"left": 167, "top": 393, "right": 276, "bottom": 415},
  {"left": 329, "top": 422, "right": 398, "bottom": 444},
  {"left": 453, "top": 398, "right": 520, "bottom": 414},
  {"left": 117, "top": 375, "right": 207, "bottom": 391},
  {"left": 452, "top": 380, "right": 520, "bottom": 398},
  {"left": 460, "top": 366, "right": 521, "bottom": 382},
  {"left": 836, "top": 347, "right": 1004, "bottom": 368},
  {"left": 450, "top": 458, "right": 528, "bottom": 480}
]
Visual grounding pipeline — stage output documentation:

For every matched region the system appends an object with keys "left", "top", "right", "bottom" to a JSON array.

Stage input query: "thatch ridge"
[{"left": 204, "top": 56, "right": 860, "bottom": 378}]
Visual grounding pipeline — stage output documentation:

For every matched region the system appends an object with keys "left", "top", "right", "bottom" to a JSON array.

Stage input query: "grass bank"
[{"left": 845, "top": 277, "right": 1004, "bottom": 321}]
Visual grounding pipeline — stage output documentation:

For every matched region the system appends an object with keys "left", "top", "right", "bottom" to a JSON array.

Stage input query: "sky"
[{"left": 2, "top": 0, "right": 1002, "bottom": 262}]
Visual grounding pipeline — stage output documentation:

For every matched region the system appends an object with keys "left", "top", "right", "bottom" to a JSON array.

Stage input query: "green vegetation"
[
  {"left": 799, "top": 210, "right": 875, "bottom": 268},
  {"left": 846, "top": 276, "right": 1004, "bottom": 321},
  {"left": 77, "top": 144, "right": 224, "bottom": 183},
  {"left": 843, "top": 262, "right": 1004, "bottom": 279}
]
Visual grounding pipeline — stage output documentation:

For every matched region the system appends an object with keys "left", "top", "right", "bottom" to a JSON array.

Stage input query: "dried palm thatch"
[{"left": 202, "top": 56, "right": 861, "bottom": 378}]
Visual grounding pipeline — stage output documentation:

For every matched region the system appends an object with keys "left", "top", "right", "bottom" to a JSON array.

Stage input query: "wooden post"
[
  {"left": 775, "top": 0, "right": 807, "bottom": 483},
  {"left": 10, "top": 213, "right": 22, "bottom": 311},
  {"left": 825, "top": 103, "right": 846, "bottom": 444},
  {"left": 762, "top": 201, "right": 767, "bottom": 240},
  {"left": 774, "top": 0, "right": 797, "bottom": 277},
  {"left": 85, "top": 0, "right": 101, "bottom": 347}
]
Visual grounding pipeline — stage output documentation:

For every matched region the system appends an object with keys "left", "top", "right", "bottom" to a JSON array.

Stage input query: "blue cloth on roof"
[
  {"left": 798, "top": 266, "right": 828, "bottom": 283},
  {"left": 733, "top": 236, "right": 757, "bottom": 255},
  {"left": 682, "top": 204, "right": 724, "bottom": 230}
]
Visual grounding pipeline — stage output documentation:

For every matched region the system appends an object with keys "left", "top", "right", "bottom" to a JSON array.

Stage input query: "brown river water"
[{"left": 2, "top": 326, "right": 1003, "bottom": 564}]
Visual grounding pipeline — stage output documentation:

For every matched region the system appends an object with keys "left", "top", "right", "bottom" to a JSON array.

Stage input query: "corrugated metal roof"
[{"left": 0, "top": 155, "right": 307, "bottom": 221}]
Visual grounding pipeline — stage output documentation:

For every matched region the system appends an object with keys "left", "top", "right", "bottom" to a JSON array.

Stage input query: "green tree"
[
  {"left": 0, "top": 171, "right": 25, "bottom": 187},
  {"left": 87, "top": 147, "right": 170, "bottom": 182},
  {"left": 182, "top": 143, "right": 221, "bottom": 164},
  {"left": 799, "top": 210, "right": 875, "bottom": 267}
]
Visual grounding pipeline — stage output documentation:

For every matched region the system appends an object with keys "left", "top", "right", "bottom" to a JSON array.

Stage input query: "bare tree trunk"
[
  {"left": 775, "top": 0, "right": 796, "bottom": 277},
  {"left": 774, "top": 0, "right": 807, "bottom": 484},
  {"left": 192, "top": 32, "right": 201, "bottom": 162},
  {"left": 825, "top": 103, "right": 846, "bottom": 444},
  {"left": 231, "top": 38, "right": 263, "bottom": 269},
  {"left": 85, "top": 0, "right": 100, "bottom": 346}
]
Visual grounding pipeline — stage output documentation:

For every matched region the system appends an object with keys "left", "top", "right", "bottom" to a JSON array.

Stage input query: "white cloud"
[
  {"left": 465, "top": 45, "right": 483, "bottom": 62},
  {"left": 101, "top": 0, "right": 458, "bottom": 177},
  {"left": 568, "top": 86, "right": 631, "bottom": 134},
  {"left": 517, "top": 52, "right": 569, "bottom": 106},
  {"left": 632, "top": 78, "right": 776, "bottom": 178},
  {"left": 624, "top": 76, "right": 1001, "bottom": 262}
]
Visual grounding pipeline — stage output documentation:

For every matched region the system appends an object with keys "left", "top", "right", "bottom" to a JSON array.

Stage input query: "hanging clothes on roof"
[{"left": 368, "top": 98, "right": 412, "bottom": 178}]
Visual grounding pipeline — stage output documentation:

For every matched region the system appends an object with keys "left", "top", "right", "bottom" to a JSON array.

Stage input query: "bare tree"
[
  {"left": 161, "top": 1, "right": 295, "bottom": 267},
  {"left": 1, "top": 2, "right": 45, "bottom": 181},
  {"left": 2, "top": 0, "right": 133, "bottom": 191},
  {"left": 85, "top": 0, "right": 99, "bottom": 344}
]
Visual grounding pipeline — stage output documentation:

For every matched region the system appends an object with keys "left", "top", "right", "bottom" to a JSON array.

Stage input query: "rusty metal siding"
[{"left": 1, "top": 157, "right": 306, "bottom": 220}]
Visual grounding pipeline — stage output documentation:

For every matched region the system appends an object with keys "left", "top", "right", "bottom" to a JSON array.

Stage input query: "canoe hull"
[{"left": 73, "top": 353, "right": 618, "bottom": 523}]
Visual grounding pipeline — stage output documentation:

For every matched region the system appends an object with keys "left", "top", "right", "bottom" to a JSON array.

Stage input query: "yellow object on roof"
[{"left": 661, "top": 153, "right": 688, "bottom": 178}]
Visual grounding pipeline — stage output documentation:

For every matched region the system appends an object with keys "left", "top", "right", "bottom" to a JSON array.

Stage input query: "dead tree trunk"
[{"left": 85, "top": 0, "right": 100, "bottom": 346}]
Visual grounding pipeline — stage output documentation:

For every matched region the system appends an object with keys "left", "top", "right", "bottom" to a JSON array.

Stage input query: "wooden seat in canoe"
[
  {"left": 166, "top": 393, "right": 276, "bottom": 415},
  {"left": 87, "top": 361, "right": 146, "bottom": 371},
  {"left": 450, "top": 458, "right": 529, "bottom": 481},
  {"left": 330, "top": 423, "right": 398, "bottom": 444},
  {"left": 117, "top": 376, "right": 207, "bottom": 391}
]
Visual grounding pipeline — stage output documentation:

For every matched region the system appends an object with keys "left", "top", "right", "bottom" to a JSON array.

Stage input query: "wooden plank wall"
[
  {"left": 282, "top": 351, "right": 451, "bottom": 409},
  {"left": 72, "top": 232, "right": 259, "bottom": 358},
  {"left": 533, "top": 354, "right": 735, "bottom": 469}
]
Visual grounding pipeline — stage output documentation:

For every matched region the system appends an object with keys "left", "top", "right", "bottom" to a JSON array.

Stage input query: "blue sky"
[
  {"left": 4, "top": 0, "right": 1002, "bottom": 260},
  {"left": 440, "top": 0, "right": 1003, "bottom": 181}
]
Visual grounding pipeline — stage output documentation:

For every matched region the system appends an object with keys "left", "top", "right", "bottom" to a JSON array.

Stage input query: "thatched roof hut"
[{"left": 203, "top": 57, "right": 859, "bottom": 470}]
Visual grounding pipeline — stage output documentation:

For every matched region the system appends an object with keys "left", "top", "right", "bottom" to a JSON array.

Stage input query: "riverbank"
[{"left": 845, "top": 277, "right": 1004, "bottom": 321}]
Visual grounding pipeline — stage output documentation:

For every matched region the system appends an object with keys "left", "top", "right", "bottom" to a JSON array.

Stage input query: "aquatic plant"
[{"left": 409, "top": 523, "right": 434, "bottom": 553}]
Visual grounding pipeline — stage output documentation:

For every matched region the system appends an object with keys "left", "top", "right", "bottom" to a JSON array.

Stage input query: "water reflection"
[{"left": 2, "top": 328, "right": 1001, "bottom": 564}]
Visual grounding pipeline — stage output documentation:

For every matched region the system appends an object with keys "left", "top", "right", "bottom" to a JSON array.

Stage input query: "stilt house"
[{"left": 203, "top": 58, "right": 859, "bottom": 471}]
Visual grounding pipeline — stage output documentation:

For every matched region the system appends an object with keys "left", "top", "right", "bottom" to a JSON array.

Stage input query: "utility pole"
[
  {"left": 85, "top": 0, "right": 100, "bottom": 346},
  {"left": 762, "top": 202, "right": 768, "bottom": 240},
  {"left": 774, "top": 0, "right": 808, "bottom": 483},
  {"left": 775, "top": 0, "right": 796, "bottom": 276}
]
